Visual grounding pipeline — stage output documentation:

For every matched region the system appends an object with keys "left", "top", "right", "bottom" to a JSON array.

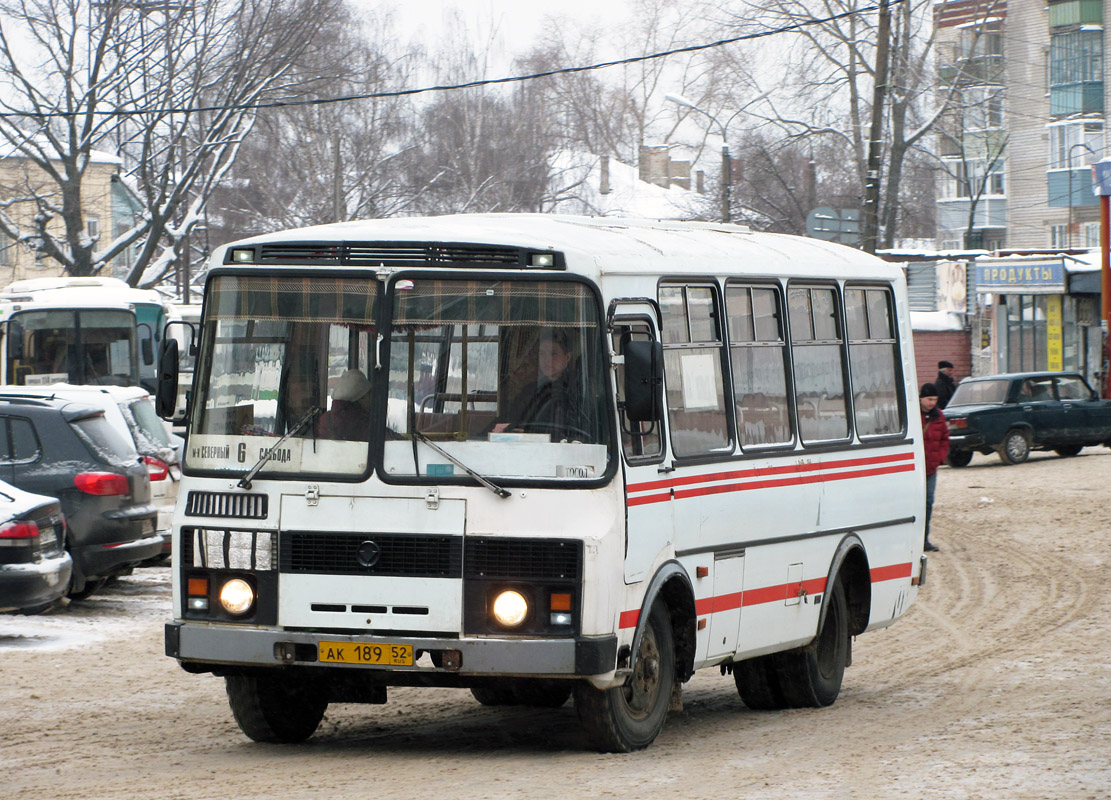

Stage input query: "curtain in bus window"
[
  {"left": 846, "top": 288, "right": 902, "bottom": 437},
  {"left": 660, "top": 284, "right": 730, "bottom": 457},
  {"left": 726, "top": 285, "right": 791, "bottom": 447},
  {"left": 789, "top": 287, "right": 848, "bottom": 442},
  {"left": 207, "top": 275, "right": 377, "bottom": 324}
]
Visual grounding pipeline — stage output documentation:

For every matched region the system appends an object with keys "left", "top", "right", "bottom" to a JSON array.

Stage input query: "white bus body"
[
  {"left": 164, "top": 215, "right": 927, "bottom": 752},
  {"left": 0, "top": 276, "right": 175, "bottom": 391}
]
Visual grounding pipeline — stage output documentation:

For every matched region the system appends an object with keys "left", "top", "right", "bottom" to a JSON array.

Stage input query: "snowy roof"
[
  {"left": 910, "top": 310, "right": 966, "bottom": 332},
  {"left": 547, "top": 152, "right": 703, "bottom": 220},
  {"left": 975, "top": 251, "right": 1100, "bottom": 274},
  {"left": 217, "top": 213, "right": 900, "bottom": 282}
]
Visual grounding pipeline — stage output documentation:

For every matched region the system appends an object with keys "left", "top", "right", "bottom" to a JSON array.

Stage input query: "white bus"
[
  {"left": 0, "top": 276, "right": 175, "bottom": 392},
  {"left": 160, "top": 214, "right": 927, "bottom": 752}
]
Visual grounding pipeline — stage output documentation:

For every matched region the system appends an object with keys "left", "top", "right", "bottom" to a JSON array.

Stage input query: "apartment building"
[
  {"left": 935, "top": 0, "right": 1106, "bottom": 250},
  {"left": 0, "top": 150, "right": 142, "bottom": 285}
]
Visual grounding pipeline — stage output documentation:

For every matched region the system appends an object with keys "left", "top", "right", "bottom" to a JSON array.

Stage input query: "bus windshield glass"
[
  {"left": 186, "top": 274, "right": 611, "bottom": 482},
  {"left": 384, "top": 277, "right": 611, "bottom": 481},
  {"left": 10, "top": 308, "right": 138, "bottom": 386}
]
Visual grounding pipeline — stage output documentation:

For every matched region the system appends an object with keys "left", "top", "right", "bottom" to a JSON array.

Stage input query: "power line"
[{"left": 0, "top": 1, "right": 906, "bottom": 120}]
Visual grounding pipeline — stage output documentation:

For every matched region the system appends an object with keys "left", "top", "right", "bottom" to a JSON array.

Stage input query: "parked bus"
[
  {"left": 0, "top": 276, "right": 175, "bottom": 392},
  {"left": 159, "top": 215, "right": 927, "bottom": 752},
  {"left": 167, "top": 302, "right": 201, "bottom": 436}
]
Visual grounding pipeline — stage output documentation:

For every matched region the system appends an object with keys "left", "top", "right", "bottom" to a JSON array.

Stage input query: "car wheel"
[
  {"left": 947, "top": 449, "right": 973, "bottom": 467},
  {"left": 225, "top": 674, "right": 328, "bottom": 743},
  {"left": 575, "top": 600, "right": 675, "bottom": 752},
  {"left": 1054, "top": 445, "right": 1083, "bottom": 457},
  {"left": 66, "top": 577, "right": 105, "bottom": 601},
  {"left": 998, "top": 429, "right": 1031, "bottom": 465}
]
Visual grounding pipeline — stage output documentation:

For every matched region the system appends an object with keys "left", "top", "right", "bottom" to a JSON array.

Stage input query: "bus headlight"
[
  {"left": 491, "top": 590, "right": 529, "bottom": 627},
  {"left": 219, "top": 578, "right": 255, "bottom": 616}
]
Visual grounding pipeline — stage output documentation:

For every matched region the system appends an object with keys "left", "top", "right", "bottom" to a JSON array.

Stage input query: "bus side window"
[{"left": 613, "top": 322, "right": 663, "bottom": 461}]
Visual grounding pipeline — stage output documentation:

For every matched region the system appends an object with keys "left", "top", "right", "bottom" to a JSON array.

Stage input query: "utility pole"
[{"left": 861, "top": 0, "right": 891, "bottom": 253}]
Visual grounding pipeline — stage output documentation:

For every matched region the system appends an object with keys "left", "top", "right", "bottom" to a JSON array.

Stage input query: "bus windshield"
[
  {"left": 9, "top": 308, "right": 138, "bottom": 387},
  {"left": 186, "top": 274, "right": 612, "bottom": 482}
]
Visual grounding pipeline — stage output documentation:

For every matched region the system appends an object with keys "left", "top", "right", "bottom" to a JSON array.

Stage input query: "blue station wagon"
[{"left": 945, "top": 371, "right": 1111, "bottom": 466}]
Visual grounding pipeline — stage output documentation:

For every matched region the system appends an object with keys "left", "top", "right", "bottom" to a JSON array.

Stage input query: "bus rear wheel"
[
  {"left": 775, "top": 577, "right": 849, "bottom": 708},
  {"left": 225, "top": 673, "right": 328, "bottom": 743},
  {"left": 575, "top": 601, "right": 674, "bottom": 752}
]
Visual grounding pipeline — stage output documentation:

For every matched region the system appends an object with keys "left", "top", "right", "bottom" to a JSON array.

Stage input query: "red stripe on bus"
[
  {"left": 628, "top": 460, "right": 915, "bottom": 506},
  {"left": 870, "top": 562, "right": 913, "bottom": 582},
  {"left": 620, "top": 564, "right": 913, "bottom": 628},
  {"left": 628, "top": 451, "right": 914, "bottom": 494}
]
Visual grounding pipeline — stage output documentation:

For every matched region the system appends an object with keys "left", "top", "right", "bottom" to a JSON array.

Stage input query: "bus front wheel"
[
  {"left": 225, "top": 673, "right": 328, "bottom": 743},
  {"left": 575, "top": 601, "right": 675, "bottom": 752}
]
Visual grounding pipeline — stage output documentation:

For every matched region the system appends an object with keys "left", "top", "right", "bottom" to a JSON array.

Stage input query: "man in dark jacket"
[
  {"left": 920, "top": 382, "right": 949, "bottom": 552},
  {"left": 935, "top": 360, "right": 957, "bottom": 408}
]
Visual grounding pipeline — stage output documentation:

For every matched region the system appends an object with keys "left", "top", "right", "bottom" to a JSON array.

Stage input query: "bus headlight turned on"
[
  {"left": 219, "top": 578, "right": 255, "bottom": 616},
  {"left": 491, "top": 589, "right": 529, "bottom": 628}
]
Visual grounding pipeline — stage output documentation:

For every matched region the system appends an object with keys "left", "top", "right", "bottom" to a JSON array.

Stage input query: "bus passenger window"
[
  {"left": 846, "top": 287, "right": 902, "bottom": 437},
  {"left": 726, "top": 284, "right": 792, "bottom": 447},
  {"left": 659, "top": 284, "right": 731, "bottom": 457},
  {"left": 789, "top": 286, "right": 849, "bottom": 443}
]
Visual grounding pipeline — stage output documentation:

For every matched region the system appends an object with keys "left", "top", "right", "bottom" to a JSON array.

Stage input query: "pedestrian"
[
  {"left": 920, "top": 382, "right": 949, "bottom": 553},
  {"left": 935, "top": 360, "right": 957, "bottom": 409}
]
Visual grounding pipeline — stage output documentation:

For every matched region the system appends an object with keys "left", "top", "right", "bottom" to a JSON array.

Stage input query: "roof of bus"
[
  {"left": 214, "top": 213, "right": 900, "bottom": 282},
  {"left": 0, "top": 277, "right": 167, "bottom": 309}
]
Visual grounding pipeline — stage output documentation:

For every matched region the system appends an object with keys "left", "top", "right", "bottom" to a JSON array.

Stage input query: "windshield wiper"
[
  {"left": 411, "top": 430, "right": 510, "bottom": 499},
  {"left": 237, "top": 406, "right": 320, "bottom": 490}
]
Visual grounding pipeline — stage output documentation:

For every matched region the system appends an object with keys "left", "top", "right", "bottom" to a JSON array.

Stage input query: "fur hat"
[
  {"left": 920, "top": 382, "right": 939, "bottom": 398},
  {"left": 938, "top": 360, "right": 954, "bottom": 369},
  {"left": 333, "top": 369, "right": 371, "bottom": 403}
]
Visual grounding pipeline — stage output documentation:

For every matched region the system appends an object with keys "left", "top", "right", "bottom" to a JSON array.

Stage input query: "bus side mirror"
[
  {"left": 623, "top": 340, "right": 663, "bottom": 423},
  {"left": 156, "top": 338, "right": 179, "bottom": 419},
  {"left": 7, "top": 319, "right": 23, "bottom": 360}
]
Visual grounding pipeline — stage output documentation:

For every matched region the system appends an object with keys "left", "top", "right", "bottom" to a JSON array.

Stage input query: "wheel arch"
[
  {"left": 629, "top": 560, "right": 696, "bottom": 682},
  {"left": 824, "top": 534, "right": 871, "bottom": 637}
]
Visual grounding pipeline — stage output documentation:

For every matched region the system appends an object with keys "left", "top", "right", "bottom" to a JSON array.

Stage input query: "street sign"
[{"left": 806, "top": 207, "right": 860, "bottom": 245}]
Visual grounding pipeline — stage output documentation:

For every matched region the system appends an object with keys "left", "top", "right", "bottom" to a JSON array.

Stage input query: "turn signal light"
[{"left": 74, "top": 472, "right": 130, "bottom": 496}]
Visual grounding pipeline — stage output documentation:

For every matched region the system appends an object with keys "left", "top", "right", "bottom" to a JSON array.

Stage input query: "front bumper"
[{"left": 165, "top": 621, "right": 618, "bottom": 678}]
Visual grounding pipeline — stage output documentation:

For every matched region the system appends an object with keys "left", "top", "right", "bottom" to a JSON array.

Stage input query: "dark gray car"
[{"left": 0, "top": 394, "right": 161, "bottom": 599}]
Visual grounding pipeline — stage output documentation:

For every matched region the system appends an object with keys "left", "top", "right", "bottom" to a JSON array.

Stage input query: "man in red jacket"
[{"left": 920, "top": 382, "right": 949, "bottom": 552}]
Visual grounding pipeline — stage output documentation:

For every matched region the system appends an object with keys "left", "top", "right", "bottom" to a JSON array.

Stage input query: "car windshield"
[
  {"left": 185, "top": 273, "right": 612, "bottom": 483},
  {"left": 949, "top": 379, "right": 1010, "bottom": 406}
]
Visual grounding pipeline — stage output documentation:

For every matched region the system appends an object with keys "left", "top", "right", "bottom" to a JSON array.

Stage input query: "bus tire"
[
  {"left": 574, "top": 601, "right": 674, "bottom": 752},
  {"left": 225, "top": 674, "right": 328, "bottom": 743},
  {"left": 734, "top": 654, "right": 787, "bottom": 710},
  {"left": 470, "top": 684, "right": 518, "bottom": 706},
  {"left": 511, "top": 679, "right": 573, "bottom": 708},
  {"left": 775, "top": 577, "right": 849, "bottom": 708}
]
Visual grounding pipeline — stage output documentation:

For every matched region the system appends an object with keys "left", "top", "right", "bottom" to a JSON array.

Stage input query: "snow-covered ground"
[{"left": 0, "top": 565, "right": 170, "bottom": 652}]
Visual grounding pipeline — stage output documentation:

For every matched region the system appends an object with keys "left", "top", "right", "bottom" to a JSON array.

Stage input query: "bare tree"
[
  {"left": 0, "top": 0, "right": 338, "bottom": 287},
  {"left": 717, "top": 0, "right": 943, "bottom": 249},
  {"left": 207, "top": 5, "right": 420, "bottom": 244}
]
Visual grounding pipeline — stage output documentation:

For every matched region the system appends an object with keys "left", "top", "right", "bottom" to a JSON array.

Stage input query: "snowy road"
[{"left": 3, "top": 450, "right": 1111, "bottom": 799}]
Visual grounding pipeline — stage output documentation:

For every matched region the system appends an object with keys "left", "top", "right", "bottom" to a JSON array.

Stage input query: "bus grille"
[
  {"left": 464, "top": 538, "right": 582, "bottom": 581},
  {"left": 280, "top": 532, "right": 462, "bottom": 578},
  {"left": 184, "top": 491, "right": 268, "bottom": 519}
]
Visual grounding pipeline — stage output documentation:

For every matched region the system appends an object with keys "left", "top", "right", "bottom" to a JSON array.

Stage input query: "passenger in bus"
[
  {"left": 493, "top": 328, "right": 589, "bottom": 438},
  {"left": 317, "top": 369, "right": 372, "bottom": 441}
]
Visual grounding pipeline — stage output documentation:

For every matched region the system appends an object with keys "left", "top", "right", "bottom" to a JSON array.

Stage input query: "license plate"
[{"left": 318, "top": 641, "right": 414, "bottom": 666}]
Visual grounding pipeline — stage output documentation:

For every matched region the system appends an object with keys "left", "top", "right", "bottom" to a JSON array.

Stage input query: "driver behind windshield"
[{"left": 493, "top": 328, "right": 588, "bottom": 437}]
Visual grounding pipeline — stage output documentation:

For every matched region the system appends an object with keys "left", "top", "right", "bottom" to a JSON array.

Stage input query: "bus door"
[{"left": 610, "top": 304, "right": 669, "bottom": 584}]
